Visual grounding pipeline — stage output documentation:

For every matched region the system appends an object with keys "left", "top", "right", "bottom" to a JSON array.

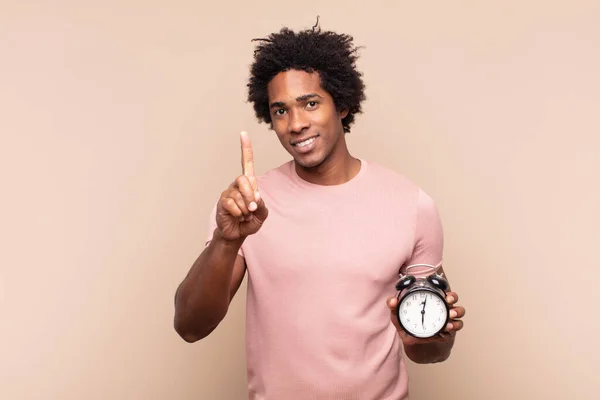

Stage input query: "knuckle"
[
  {"left": 240, "top": 190, "right": 253, "bottom": 202},
  {"left": 224, "top": 198, "right": 236, "bottom": 208},
  {"left": 230, "top": 190, "right": 242, "bottom": 200},
  {"left": 227, "top": 198, "right": 239, "bottom": 208},
  {"left": 235, "top": 175, "right": 247, "bottom": 186}
]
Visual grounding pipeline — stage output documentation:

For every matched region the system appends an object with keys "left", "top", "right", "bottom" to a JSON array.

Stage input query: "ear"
[{"left": 339, "top": 107, "right": 349, "bottom": 119}]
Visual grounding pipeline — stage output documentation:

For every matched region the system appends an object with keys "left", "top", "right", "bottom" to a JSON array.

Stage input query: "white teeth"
[{"left": 295, "top": 137, "right": 316, "bottom": 147}]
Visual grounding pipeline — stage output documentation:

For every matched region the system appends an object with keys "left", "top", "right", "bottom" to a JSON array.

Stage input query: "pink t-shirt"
[{"left": 206, "top": 159, "right": 444, "bottom": 400}]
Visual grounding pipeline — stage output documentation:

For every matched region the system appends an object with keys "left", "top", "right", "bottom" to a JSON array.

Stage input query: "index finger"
[
  {"left": 446, "top": 292, "right": 458, "bottom": 304},
  {"left": 240, "top": 131, "right": 255, "bottom": 177}
]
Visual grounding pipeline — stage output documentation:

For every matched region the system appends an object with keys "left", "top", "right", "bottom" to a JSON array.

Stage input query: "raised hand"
[{"left": 215, "top": 131, "right": 269, "bottom": 241}]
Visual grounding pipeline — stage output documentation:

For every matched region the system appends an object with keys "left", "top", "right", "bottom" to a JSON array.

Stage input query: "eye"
[
  {"left": 306, "top": 101, "right": 318, "bottom": 109},
  {"left": 273, "top": 109, "right": 286, "bottom": 116}
]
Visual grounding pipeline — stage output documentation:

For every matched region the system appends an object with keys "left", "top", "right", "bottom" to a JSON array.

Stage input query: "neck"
[{"left": 295, "top": 140, "right": 361, "bottom": 186}]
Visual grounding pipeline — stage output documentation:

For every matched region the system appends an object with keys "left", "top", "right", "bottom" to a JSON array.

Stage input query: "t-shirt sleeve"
[
  {"left": 204, "top": 202, "right": 245, "bottom": 258},
  {"left": 403, "top": 188, "right": 444, "bottom": 277}
]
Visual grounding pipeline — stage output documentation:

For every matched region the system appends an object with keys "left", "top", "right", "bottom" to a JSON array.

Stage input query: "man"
[{"left": 174, "top": 21, "right": 465, "bottom": 399}]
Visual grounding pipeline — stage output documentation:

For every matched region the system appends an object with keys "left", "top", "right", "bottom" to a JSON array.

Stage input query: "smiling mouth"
[{"left": 292, "top": 135, "right": 319, "bottom": 148}]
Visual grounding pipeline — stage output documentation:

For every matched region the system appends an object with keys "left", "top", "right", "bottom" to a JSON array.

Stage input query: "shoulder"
[
  {"left": 363, "top": 159, "right": 440, "bottom": 212},
  {"left": 362, "top": 159, "right": 421, "bottom": 193}
]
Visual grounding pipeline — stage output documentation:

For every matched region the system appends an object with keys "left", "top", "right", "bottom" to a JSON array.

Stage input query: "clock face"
[{"left": 397, "top": 289, "right": 448, "bottom": 338}]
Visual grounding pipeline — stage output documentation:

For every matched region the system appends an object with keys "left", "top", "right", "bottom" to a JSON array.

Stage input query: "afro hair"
[{"left": 247, "top": 17, "right": 366, "bottom": 133}]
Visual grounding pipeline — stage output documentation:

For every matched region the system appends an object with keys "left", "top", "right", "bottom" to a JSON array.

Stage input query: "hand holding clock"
[{"left": 386, "top": 291, "right": 465, "bottom": 347}]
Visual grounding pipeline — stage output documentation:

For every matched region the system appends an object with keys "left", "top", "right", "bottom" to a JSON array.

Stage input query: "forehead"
[{"left": 267, "top": 69, "right": 328, "bottom": 102}]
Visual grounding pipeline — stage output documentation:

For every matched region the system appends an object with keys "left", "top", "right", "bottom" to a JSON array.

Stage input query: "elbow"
[
  {"left": 174, "top": 318, "right": 210, "bottom": 343},
  {"left": 175, "top": 322, "right": 200, "bottom": 343},
  {"left": 173, "top": 290, "right": 228, "bottom": 343},
  {"left": 179, "top": 331, "right": 204, "bottom": 344},
  {"left": 173, "top": 310, "right": 219, "bottom": 343}
]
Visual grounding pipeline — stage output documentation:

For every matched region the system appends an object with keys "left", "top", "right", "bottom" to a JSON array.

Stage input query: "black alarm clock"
[{"left": 395, "top": 264, "right": 450, "bottom": 339}]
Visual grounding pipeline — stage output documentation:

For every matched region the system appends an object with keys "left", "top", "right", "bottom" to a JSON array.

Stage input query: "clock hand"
[{"left": 421, "top": 297, "right": 427, "bottom": 326}]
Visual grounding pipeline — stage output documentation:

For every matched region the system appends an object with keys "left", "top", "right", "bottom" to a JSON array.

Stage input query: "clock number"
[
  {"left": 412, "top": 295, "right": 417, "bottom": 301},
  {"left": 407, "top": 301, "right": 411, "bottom": 306},
  {"left": 403, "top": 310, "right": 408, "bottom": 315}
]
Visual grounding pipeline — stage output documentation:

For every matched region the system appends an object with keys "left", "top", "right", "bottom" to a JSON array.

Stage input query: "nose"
[{"left": 288, "top": 109, "right": 310, "bottom": 134}]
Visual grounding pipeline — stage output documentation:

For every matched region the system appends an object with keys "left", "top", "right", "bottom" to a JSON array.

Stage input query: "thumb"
[
  {"left": 252, "top": 193, "right": 269, "bottom": 222},
  {"left": 386, "top": 296, "right": 402, "bottom": 332},
  {"left": 386, "top": 296, "right": 398, "bottom": 311}
]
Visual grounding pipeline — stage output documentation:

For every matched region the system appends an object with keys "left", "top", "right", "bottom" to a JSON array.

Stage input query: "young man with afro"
[{"left": 174, "top": 19, "right": 466, "bottom": 399}]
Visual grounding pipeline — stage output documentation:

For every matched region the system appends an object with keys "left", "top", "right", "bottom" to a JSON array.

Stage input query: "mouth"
[{"left": 291, "top": 135, "right": 319, "bottom": 148}]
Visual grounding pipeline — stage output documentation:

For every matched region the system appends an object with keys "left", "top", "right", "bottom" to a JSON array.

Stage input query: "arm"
[
  {"left": 173, "top": 230, "right": 247, "bottom": 343},
  {"left": 174, "top": 131, "right": 267, "bottom": 343},
  {"left": 386, "top": 189, "right": 465, "bottom": 363}
]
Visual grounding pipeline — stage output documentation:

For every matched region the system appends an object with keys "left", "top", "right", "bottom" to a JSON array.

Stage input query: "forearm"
[
  {"left": 174, "top": 229, "right": 243, "bottom": 342},
  {"left": 403, "top": 333, "right": 455, "bottom": 364}
]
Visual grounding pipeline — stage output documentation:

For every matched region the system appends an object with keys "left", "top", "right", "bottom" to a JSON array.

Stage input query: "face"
[{"left": 266, "top": 69, "right": 349, "bottom": 169}]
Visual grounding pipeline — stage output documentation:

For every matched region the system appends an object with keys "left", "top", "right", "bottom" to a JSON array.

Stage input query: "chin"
[{"left": 294, "top": 155, "right": 326, "bottom": 169}]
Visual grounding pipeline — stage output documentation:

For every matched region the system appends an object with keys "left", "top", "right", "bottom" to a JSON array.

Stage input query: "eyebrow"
[{"left": 270, "top": 93, "right": 323, "bottom": 109}]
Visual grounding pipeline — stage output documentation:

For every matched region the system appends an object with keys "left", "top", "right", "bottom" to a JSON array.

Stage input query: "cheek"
[
  {"left": 271, "top": 119, "right": 287, "bottom": 136},
  {"left": 273, "top": 130, "right": 288, "bottom": 146},
  {"left": 313, "top": 109, "right": 331, "bottom": 124},
  {"left": 315, "top": 108, "right": 341, "bottom": 130}
]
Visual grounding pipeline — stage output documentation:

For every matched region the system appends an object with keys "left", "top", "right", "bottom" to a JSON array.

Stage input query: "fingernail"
[
  {"left": 447, "top": 296, "right": 455, "bottom": 303},
  {"left": 446, "top": 323, "right": 453, "bottom": 330},
  {"left": 249, "top": 202, "right": 257, "bottom": 211},
  {"left": 450, "top": 310, "right": 457, "bottom": 319}
]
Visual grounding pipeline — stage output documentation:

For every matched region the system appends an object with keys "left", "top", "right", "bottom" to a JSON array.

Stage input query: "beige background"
[{"left": 1, "top": 1, "right": 599, "bottom": 399}]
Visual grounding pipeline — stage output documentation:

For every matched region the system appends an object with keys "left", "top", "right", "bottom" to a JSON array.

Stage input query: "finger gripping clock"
[{"left": 395, "top": 264, "right": 450, "bottom": 339}]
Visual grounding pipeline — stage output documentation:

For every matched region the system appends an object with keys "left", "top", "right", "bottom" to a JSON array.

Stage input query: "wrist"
[
  {"left": 212, "top": 228, "right": 245, "bottom": 250},
  {"left": 402, "top": 334, "right": 455, "bottom": 364}
]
